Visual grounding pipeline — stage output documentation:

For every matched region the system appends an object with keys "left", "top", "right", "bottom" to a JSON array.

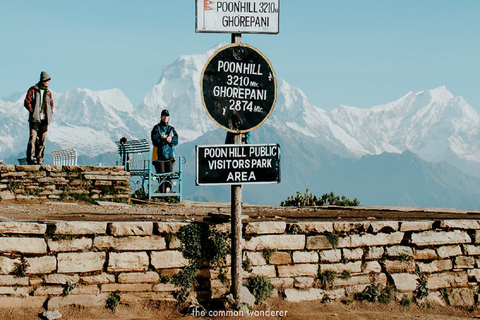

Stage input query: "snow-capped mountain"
[
  {"left": 0, "top": 88, "right": 145, "bottom": 157},
  {"left": 328, "top": 86, "right": 480, "bottom": 171},
  {"left": 0, "top": 44, "right": 479, "bottom": 182},
  {"left": 133, "top": 44, "right": 224, "bottom": 142}
]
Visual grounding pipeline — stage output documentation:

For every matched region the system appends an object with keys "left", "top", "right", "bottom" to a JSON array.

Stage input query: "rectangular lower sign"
[{"left": 196, "top": 144, "right": 280, "bottom": 185}]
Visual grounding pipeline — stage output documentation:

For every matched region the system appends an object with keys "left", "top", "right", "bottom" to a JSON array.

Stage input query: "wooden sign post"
[
  {"left": 231, "top": 122, "right": 242, "bottom": 298},
  {"left": 231, "top": 30, "right": 242, "bottom": 297},
  {"left": 196, "top": 0, "right": 279, "bottom": 301}
]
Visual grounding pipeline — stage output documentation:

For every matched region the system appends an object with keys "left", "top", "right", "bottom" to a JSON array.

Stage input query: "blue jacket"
[{"left": 151, "top": 121, "right": 178, "bottom": 160}]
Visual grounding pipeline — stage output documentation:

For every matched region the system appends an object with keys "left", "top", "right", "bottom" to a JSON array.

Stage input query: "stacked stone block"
[
  {"left": 238, "top": 219, "right": 480, "bottom": 306},
  {"left": 1, "top": 218, "right": 480, "bottom": 309},
  {"left": 0, "top": 165, "right": 130, "bottom": 201},
  {"left": 0, "top": 221, "right": 193, "bottom": 310}
]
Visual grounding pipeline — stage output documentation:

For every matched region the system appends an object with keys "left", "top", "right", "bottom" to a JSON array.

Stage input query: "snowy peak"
[
  {"left": 161, "top": 44, "right": 224, "bottom": 81},
  {"left": 1, "top": 91, "right": 25, "bottom": 103},
  {"left": 274, "top": 79, "right": 315, "bottom": 122},
  {"left": 60, "top": 88, "right": 133, "bottom": 113},
  {"left": 324, "top": 86, "right": 480, "bottom": 166},
  {"left": 54, "top": 88, "right": 133, "bottom": 131},
  {"left": 423, "top": 85, "right": 455, "bottom": 102},
  {"left": 135, "top": 44, "right": 227, "bottom": 142}
]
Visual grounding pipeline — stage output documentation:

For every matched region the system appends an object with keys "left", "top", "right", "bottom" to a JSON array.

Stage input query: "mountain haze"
[{"left": 0, "top": 44, "right": 479, "bottom": 209}]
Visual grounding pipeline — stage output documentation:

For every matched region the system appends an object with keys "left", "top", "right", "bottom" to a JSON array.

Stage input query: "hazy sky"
[{"left": 1, "top": 0, "right": 479, "bottom": 112}]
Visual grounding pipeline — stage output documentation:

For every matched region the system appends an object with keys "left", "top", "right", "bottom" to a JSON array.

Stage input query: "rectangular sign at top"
[{"left": 196, "top": 0, "right": 279, "bottom": 34}]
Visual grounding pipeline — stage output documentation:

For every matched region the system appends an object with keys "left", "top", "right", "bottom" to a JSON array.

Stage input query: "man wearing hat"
[
  {"left": 24, "top": 71, "right": 54, "bottom": 165},
  {"left": 151, "top": 109, "right": 178, "bottom": 192}
]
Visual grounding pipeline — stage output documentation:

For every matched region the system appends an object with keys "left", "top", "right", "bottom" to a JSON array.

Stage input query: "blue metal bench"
[{"left": 115, "top": 139, "right": 184, "bottom": 201}]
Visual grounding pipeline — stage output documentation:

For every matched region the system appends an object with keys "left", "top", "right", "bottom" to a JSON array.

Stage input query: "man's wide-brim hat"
[{"left": 40, "top": 71, "right": 51, "bottom": 83}]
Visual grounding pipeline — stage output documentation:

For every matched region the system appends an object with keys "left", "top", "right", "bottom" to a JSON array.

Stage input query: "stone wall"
[
  {"left": 0, "top": 165, "right": 130, "bottom": 201},
  {"left": 0, "top": 218, "right": 480, "bottom": 310}
]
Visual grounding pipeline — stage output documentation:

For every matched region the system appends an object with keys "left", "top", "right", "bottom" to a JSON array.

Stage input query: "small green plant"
[
  {"left": 58, "top": 185, "right": 71, "bottom": 201},
  {"left": 25, "top": 187, "right": 40, "bottom": 197},
  {"left": 340, "top": 270, "right": 351, "bottom": 280},
  {"left": 321, "top": 191, "right": 360, "bottom": 206},
  {"left": 103, "top": 186, "right": 119, "bottom": 196},
  {"left": 341, "top": 299, "right": 354, "bottom": 305},
  {"left": 398, "top": 253, "right": 410, "bottom": 262},
  {"left": 176, "top": 223, "right": 231, "bottom": 267},
  {"left": 171, "top": 265, "right": 197, "bottom": 292},
  {"left": 243, "top": 257, "right": 253, "bottom": 273},
  {"left": 325, "top": 232, "right": 340, "bottom": 248},
  {"left": 59, "top": 190, "right": 69, "bottom": 201},
  {"left": 176, "top": 223, "right": 204, "bottom": 261},
  {"left": 207, "top": 229, "right": 231, "bottom": 269},
  {"left": 14, "top": 257, "right": 30, "bottom": 277},
  {"left": 280, "top": 189, "right": 319, "bottom": 206},
  {"left": 413, "top": 266, "right": 429, "bottom": 302},
  {"left": 45, "top": 233, "right": 77, "bottom": 241},
  {"left": 173, "top": 287, "right": 190, "bottom": 303},
  {"left": 70, "top": 192, "right": 96, "bottom": 204},
  {"left": 164, "top": 232, "right": 174, "bottom": 246},
  {"left": 280, "top": 190, "right": 360, "bottom": 207},
  {"left": 400, "top": 296, "right": 412, "bottom": 307},
  {"left": 244, "top": 275, "right": 274, "bottom": 304},
  {"left": 132, "top": 188, "right": 148, "bottom": 200},
  {"left": 439, "top": 288, "right": 450, "bottom": 305},
  {"left": 318, "top": 269, "right": 337, "bottom": 289},
  {"left": 81, "top": 180, "right": 92, "bottom": 190},
  {"left": 155, "top": 196, "right": 180, "bottom": 203},
  {"left": 354, "top": 283, "right": 393, "bottom": 304},
  {"left": 62, "top": 281, "right": 78, "bottom": 296},
  {"left": 262, "top": 248, "right": 275, "bottom": 264},
  {"left": 289, "top": 224, "right": 300, "bottom": 235},
  {"left": 173, "top": 223, "right": 230, "bottom": 302},
  {"left": 106, "top": 290, "right": 121, "bottom": 311},
  {"left": 379, "top": 285, "right": 394, "bottom": 304},
  {"left": 323, "top": 293, "right": 332, "bottom": 303},
  {"left": 217, "top": 268, "right": 228, "bottom": 285},
  {"left": 7, "top": 179, "right": 23, "bottom": 193},
  {"left": 66, "top": 166, "right": 82, "bottom": 174}
]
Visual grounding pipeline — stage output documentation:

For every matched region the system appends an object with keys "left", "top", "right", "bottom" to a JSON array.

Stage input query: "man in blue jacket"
[{"left": 151, "top": 109, "right": 178, "bottom": 192}]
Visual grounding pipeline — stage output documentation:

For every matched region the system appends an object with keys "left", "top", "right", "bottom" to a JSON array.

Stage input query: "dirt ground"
[
  {"left": 0, "top": 298, "right": 478, "bottom": 320},
  {"left": 1, "top": 198, "right": 480, "bottom": 319},
  {"left": 0, "top": 198, "right": 479, "bottom": 222}
]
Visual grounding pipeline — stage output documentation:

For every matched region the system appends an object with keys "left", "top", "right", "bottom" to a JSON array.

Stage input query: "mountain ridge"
[
  {"left": 0, "top": 44, "right": 479, "bottom": 208},
  {"left": 1, "top": 45, "right": 478, "bottom": 175}
]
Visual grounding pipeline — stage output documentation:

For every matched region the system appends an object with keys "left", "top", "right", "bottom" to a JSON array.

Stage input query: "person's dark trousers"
[
  {"left": 153, "top": 159, "right": 175, "bottom": 193},
  {"left": 27, "top": 121, "right": 48, "bottom": 164}
]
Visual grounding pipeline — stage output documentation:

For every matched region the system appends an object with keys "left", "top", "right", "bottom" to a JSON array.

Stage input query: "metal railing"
[
  {"left": 115, "top": 139, "right": 184, "bottom": 201},
  {"left": 51, "top": 148, "right": 77, "bottom": 165}
]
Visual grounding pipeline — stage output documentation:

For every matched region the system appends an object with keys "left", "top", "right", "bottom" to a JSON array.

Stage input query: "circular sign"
[{"left": 201, "top": 43, "right": 277, "bottom": 133}]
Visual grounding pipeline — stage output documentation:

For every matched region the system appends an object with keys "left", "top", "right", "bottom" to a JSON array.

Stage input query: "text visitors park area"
[{"left": 196, "top": 144, "right": 280, "bottom": 185}]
